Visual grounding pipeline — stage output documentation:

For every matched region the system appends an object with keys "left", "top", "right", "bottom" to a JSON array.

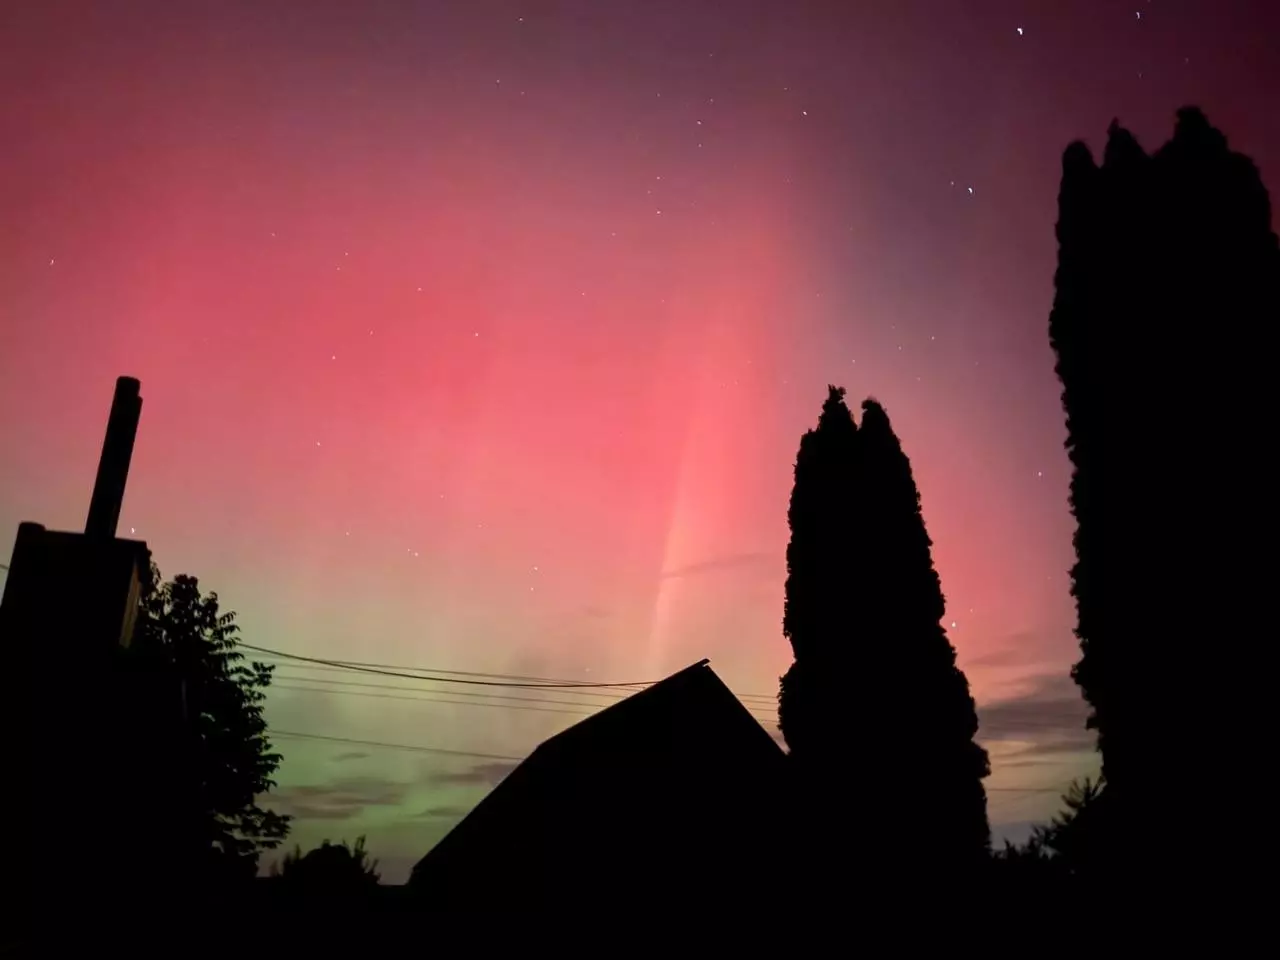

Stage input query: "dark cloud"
[
  {"left": 416, "top": 803, "right": 473, "bottom": 819},
  {"left": 427, "top": 761, "right": 519, "bottom": 787},
  {"left": 977, "top": 672, "right": 1093, "bottom": 755},
  {"left": 270, "top": 776, "right": 413, "bottom": 821},
  {"left": 962, "top": 632, "right": 1068, "bottom": 670},
  {"left": 659, "top": 552, "right": 778, "bottom": 581},
  {"left": 331, "top": 751, "right": 370, "bottom": 762}
]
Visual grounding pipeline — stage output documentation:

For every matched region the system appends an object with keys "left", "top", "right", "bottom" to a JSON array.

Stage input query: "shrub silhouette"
[{"left": 272, "top": 836, "right": 381, "bottom": 893}]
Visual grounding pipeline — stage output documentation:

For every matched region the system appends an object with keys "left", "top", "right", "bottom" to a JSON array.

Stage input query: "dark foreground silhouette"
[
  {"left": 1048, "top": 107, "right": 1279, "bottom": 895},
  {"left": 779, "top": 387, "right": 990, "bottom": 890},
  {"left": 4, "top": 105, "right": 1277, "bottom": 948}
]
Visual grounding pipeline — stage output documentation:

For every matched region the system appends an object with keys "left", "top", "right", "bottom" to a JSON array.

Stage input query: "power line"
[
  {"left": 271, "top": 669, "right": 780, "bottom": 717},
  {"left": 243, "top": 643, "right": 666, "bottom": 690},
  {"left": 272, "top": 672, "right": 622, "bottom": 709},
  {"left": 272, "top": 682, "right": 599, "bottom": 717},
  {"left": 270, "top": 653, "right": 649, "bottom": 689},
  {"left": 270, "top": 729, "right": 522, "bottom": 763},
  {"left": 270, "top": 676, "right": 780, "bottom": 727},
  {"left": 269, "top": 668, "right": 781, "bottom": 719},
  {"left": 986, "top": 786, "right": 1067, "bottom": 793},
  {"left": 245, "top": 642, "right": 780, "bottom": 703}
]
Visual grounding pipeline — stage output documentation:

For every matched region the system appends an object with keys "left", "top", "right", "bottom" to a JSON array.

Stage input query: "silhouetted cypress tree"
[
  {"left": 779, "top": 387, "right": 989, "bottom": 881},
  {"left": 779, "top": 386, "right": 860, "bottom": 764},
  {"left": 1050, "top": 108, "right": 1279, "bottom": 886},
  {"left": 853, "top": 399, "right": 990, "bottom": 873}
]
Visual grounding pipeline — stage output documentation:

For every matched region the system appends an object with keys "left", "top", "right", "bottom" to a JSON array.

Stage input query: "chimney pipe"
[{"left": 85, "top": 377, "right": 143, "bottom": 539}]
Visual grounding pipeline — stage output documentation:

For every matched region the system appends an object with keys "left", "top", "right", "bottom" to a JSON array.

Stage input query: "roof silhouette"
[{"left": 409, "top": 659, "right": 788, "bottom": 917}]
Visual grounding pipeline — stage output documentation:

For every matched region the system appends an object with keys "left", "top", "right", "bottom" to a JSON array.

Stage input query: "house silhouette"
[
  {"left": 408, "top": 659, "right": 789, "bottom": 918},
  {"left": 0, "top": 377, "right": 203, "bottom": 942}
]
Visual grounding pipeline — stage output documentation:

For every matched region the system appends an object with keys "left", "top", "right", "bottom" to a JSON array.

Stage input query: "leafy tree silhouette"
[
  {"left": 135, "top": 565, "right": 290, "bottom": 882},
  {"left": 271, "top": 836, "right": 381, "bottom": 893},
  {"left": 779, "top": 387, "right": 989, "bottom": 882},
  {"left": 1049, "top": 108, "right": 1279, "bottom": 883}
]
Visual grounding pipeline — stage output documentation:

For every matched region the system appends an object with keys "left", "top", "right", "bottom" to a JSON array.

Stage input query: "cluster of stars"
[{"left": 266, "top": 1, "right": 1162, "bottom": 614}]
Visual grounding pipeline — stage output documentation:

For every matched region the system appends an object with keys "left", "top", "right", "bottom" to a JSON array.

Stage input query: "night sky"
[{"left": 3, "top": 1, "right": 1276, "bottom": 881}]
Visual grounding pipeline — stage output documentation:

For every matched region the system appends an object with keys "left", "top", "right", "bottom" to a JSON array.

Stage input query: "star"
[
  {"left": 967, "top": 186, "right": 974, "bottom": 195},
  {"left": 1016, "top": 27, "right": 1024, "bottom": 36}
]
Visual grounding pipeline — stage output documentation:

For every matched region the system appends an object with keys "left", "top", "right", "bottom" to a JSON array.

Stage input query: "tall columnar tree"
[
  {"left": 779, "top": 387, "right": 990, "bottom": 875},
  {"left": 779, "top": 386, "right": 861, "bottom": 763},
  {"left": 1049, "top": 108, "right": 1279, "bottom": 879},
  {"left": 853, "top": 399, "right": 990, "bottom": 870}
]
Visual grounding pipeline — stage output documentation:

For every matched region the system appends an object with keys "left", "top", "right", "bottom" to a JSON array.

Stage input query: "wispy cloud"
[
  {"left": 659, "top": 552, "right": 779, "bottom": 581},
  {"left": 977, "top": 672, "right": 1093, "bottom": 756},
  {"left": 416, "top": 803, "right": 473, "bottom": 820},
  {"left": 270, "top": 776, "right": 413, "bottom": 821},
  {"left": 962, "top": 631, "right": 1070, "bottom": 671},
  {"left": 427, "top": 761, "right": 520, "bottom": 787}
]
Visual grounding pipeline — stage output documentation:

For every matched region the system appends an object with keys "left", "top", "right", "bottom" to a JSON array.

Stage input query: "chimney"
[{"left": 85, "top": 377, "right": 143, "bottom": 540}]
